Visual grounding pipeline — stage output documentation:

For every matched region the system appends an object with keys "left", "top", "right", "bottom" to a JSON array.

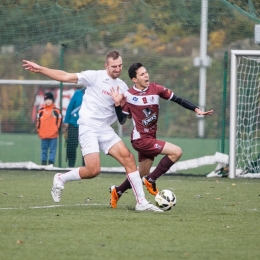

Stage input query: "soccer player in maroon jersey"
[{"left": 109, "top": 62, "right": 213, "bottom": 208}]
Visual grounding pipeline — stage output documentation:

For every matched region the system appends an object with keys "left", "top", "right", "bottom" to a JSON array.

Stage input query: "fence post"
[{"left": 58, "top": 44, "right": 67, "bottom": 167}]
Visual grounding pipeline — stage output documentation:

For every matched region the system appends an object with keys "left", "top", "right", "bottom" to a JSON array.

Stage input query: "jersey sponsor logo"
[
  {"left": 154, "top": 143, "right": 162, "bottom": 150},
  {"left": 142, "top": 113, "right": 157, "bottom": 126},
  {"left": 102, "top": 90, "right": 111, "bottom": 96},
  {"left": 132, "top": 97, "right": 138, "bottom": 102},
  {"left": 150, "top": 96, "right": 155, "bottom": 102},
  {"left": 142, "top": 107, "right": 157, "bottom": 126},
  {"left": 142, "top": 97, "right": 147, "bottom": 104}
]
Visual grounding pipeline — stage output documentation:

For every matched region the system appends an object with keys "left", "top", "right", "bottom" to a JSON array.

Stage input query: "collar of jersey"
[
  {"left": 104, "top": 71, "right": 120, "bottom": 82},
  {"left": 133, "top": 85, "right": 148, "bottom": 92}
]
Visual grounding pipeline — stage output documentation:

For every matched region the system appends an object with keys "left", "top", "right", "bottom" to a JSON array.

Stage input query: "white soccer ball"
[{"left": 155, "top": 189, "right": 177, "bottom": 211}]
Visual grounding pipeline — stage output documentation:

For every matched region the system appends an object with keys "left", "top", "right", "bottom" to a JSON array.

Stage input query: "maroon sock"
[
  {"left": 116, "top": 178, "right": 132, "bottom": 196},
  {"left": 147, "top": 155, "right": 174, "bottom": 182}
]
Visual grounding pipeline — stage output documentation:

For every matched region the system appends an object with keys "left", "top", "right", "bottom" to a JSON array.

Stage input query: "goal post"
[{"left": 229, "top": 50, "right": 260, "bottom": 178}]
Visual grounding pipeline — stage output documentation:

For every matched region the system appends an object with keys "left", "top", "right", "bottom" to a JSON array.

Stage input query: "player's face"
[
  {"left": 105, "top": 57, "right": 123, "bottom": 79},
  {"left": 133, "top": 66, "right": 149, "bottom": 90}
]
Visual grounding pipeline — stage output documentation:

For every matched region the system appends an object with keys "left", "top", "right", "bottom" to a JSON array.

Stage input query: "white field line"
[{"left": 0, "top": 203, "right": 107, "bottom": 210}]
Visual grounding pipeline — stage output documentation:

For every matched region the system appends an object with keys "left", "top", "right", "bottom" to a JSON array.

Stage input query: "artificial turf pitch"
[{"left": 1, "top": 170, "right": 259, "bottom": 260}]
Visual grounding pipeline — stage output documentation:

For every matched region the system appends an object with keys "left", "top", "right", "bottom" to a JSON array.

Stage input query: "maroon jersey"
[{"left": 122, "top": 83, "right": 173, "bottom": 141}]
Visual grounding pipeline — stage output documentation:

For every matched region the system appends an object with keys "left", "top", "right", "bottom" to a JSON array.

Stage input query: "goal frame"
[{"left": 229, "top": 50, "right": 260, "bottom": 178}]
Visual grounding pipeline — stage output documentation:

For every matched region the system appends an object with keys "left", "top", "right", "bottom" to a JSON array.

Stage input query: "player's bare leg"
[
  {"left": 108, "top": 141, "right": 162, "bottom": 212},
  {"left": 138, "top": 158, "right": 159, "bottom": 195},
  {"left": 51, "top": 153, "right": 101, "bottom": 202},
  {"left": 143, "top": 142, "right": 182, "bottom": 195},
  {"left": 108, "top": 140, "right": 146, "bottom": 207},
  {"left": 79, "top": 153, "right": 101, "bottom": 178},
  {"left": 139, "top": 158, "right": 153, "bottom": 177},
  {"left": 111, "top": 157, "right": 153, "bottom": 197},
  {"left": 162, "top": 142, "right": 182, "bottom": 163}
]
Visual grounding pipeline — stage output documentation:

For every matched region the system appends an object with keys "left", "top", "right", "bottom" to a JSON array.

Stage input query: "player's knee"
[
  {"left": 122, "top": 151, "right": 135, "bottom": 166},
  {"left": 127, "top": 152, "right": 135, "bottom": 163},
  {"left": 169, "top": 146, "right": 182, "bottom": 162},
  {"left": 80, "top": 165, "right": 100, "bottom": 179},
  {"left": 175, "top": 146, "right": 182, "bottom": 160}
]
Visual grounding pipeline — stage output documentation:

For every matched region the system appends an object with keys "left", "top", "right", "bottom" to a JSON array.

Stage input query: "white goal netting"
[{"left": 235, "top": 55, "right": 260, "bottom": 177}]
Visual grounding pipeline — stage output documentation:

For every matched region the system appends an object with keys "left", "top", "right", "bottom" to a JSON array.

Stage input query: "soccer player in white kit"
[{"left": 22, "top": 51, "right": 162, "bottom": 212}]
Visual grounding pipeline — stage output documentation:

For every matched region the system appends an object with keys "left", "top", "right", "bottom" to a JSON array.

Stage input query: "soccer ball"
[{"left": 155, "top": 189, "right": 177, "bottom": 211}]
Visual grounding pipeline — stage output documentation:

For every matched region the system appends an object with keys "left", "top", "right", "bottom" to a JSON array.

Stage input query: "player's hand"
[
  {"left": 195, "top": 108, "right": 214, "bottom": 115},
  {"left": 120, "top": 96, "right": 127, "bottom": 107},
  {"left": 63, "top": 123, "right": 69, "bottom": 133},
  {"left": 22, "top": 60, "right": 42, "bottom": 73},
  {"left": 110, "top": 86, "right": 123, "bottom": 106}
]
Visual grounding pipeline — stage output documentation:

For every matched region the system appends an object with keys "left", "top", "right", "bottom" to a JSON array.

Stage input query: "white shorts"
[{"left": 79, "top": 125, "right": 121, "bottom": 156}]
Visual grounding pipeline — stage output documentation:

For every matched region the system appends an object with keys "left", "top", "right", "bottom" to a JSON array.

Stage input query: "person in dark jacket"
[{"left": 64, "top": 87, "right": 86, "bottom": 167}]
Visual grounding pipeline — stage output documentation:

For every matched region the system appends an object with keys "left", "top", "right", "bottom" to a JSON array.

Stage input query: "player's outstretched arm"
[
  {"left": 171, "top": 94, "right": 213, "bottom": 115},
  {"left": 22, "top": 60, "right": 78, "bottom": 83},
  {"left": 195, "top": 108, "right": 214, "bottom": 115}
]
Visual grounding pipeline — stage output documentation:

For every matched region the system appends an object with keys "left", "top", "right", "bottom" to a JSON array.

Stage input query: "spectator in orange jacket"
[{"left": 36, "top": 92, "right": 62, "bottom": 165}]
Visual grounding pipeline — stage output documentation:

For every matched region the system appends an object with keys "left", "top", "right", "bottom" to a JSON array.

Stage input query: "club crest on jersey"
[
  {"left": 154, "top": 143, "right": 162, "bottom": 149},
  {"left": 102, "top": 78, "right": 110, "bottom": 83},
  {"left": 142, "top": 97, "right": 147, "bottom": 104},
  {"left": 143, "top": 107, "right": 152, "bottom": 117}
]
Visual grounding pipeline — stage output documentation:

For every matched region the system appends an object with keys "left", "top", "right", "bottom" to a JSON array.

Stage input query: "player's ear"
[
  {"left": 104, "top": 62, "right": 108, "bottom": 69},
  {"left": 131, "top": 77, "right": 137, "bottom": 83}
]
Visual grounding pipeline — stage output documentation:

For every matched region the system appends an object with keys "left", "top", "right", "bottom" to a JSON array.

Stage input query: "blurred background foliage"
[{"left": 0, "top": 0, "right": 260, "bottom": 140}]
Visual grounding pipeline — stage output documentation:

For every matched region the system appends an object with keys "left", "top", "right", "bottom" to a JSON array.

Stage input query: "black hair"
[
  {"left": 128, "top": 62, "right": 143, "bottom": 79},
  {"left": 44, "top": 92, "right": 54, "bottom": 101}
]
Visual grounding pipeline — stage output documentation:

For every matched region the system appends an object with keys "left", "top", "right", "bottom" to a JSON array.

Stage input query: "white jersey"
[{"left": 76, "top": 70, "right": 128, "bottom": 129}]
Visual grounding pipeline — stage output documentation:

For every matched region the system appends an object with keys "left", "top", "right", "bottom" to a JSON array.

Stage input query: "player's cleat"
[
  {"left": 135, "top": 202, "right": 163, "bottom": 212},
  {"left": 51, "top": 173, "right": 64, "bottom": 203},
  {"left": 142, "top": 176, "right": 159, "bottom": 196},
  {"left": 109, "top": 185, "right": 121, "bottom": 209}
]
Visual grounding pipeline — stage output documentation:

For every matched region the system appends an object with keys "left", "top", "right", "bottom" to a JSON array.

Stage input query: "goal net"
[
  {"left": 0, "top": 79, "right": 229, "bottom": 173},
  {"left": 1, "top": 1, "right": 260, "bottom": 175},
  {"left": 229, "top": 50, "right": 260, "bottom": 178}
]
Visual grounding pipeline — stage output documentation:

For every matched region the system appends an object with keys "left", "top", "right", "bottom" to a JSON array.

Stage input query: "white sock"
[
  {"left": 59, "top": 168, "right": 81, "bottom": 183},
  {"left": 127, "top": 170, "right": 148, "bottom": 205}
]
